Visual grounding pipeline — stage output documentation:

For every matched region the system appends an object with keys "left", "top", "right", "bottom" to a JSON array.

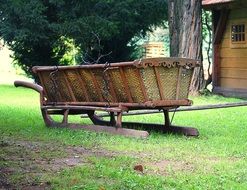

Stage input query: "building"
[
  {"left": 202, "top": 0, "right": 247, "bottom": 98},
  {"left": 142, "top": 42, "right": 165, "bottom": 58}
]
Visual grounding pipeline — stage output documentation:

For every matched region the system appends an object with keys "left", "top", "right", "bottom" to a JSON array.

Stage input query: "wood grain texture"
[
  {"left": 221, "top": 68, "right": 247, "bottom": 79},
  {"left": 168, "top": 0, "right": 203, "bottom": 93},
  {"left": 220, "top": 77, "right": 247, "bottom": 89},
  {"left": 220, "top": 57, "right": 247, "bottom": 68},
  {"left": 229, "top": 8, "right": 247, "bottom": 19},
  {"left": 220, "top": 48, "right": 247, "bottom": 58}
]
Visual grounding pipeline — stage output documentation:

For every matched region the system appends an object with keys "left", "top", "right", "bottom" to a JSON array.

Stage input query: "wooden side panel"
[
  {"left": 229, "top": 8, "right": 247, "bottom": 19},
  {"left": 220, "top": 48, "right": 247, "bottom": 58},
  {"left": 221, "top": 68, "right": 247, "bottom": 79},
  {"left": 219, "top": 7, "right": 247, "bottom": 90},
  {"left": 221, "top": 78, "right": 247, "bottom": 89},
  {"left": 221, "top": 39, "right": 230, "bottom": 48},
  {"left": 221, "top": 57, "right": 247, "bottom": 69}
]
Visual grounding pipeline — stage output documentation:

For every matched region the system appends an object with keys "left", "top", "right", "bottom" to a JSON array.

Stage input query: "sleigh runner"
[{"left": 14, "top": 57, "right": 200, "bottom": 138}]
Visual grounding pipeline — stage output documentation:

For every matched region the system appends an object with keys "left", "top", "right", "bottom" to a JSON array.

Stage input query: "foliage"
[
  {"left": 202, "top": 10, "right": 213, "bottom": 88},
  {"left": 0, "top": 0, "right": 167, "bottom": 78},
  {"left": 202, "top": 10, "right": 212, "bottom": 56}
]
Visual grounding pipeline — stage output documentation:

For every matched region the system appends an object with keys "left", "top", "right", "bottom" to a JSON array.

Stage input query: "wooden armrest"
[{"left": 14, "top": 80, "right": 43, "bottom": 94}]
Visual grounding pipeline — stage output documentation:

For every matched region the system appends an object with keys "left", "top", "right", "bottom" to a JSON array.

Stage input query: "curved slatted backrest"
[{"left": 33, "top": 57, "right": 200, "bottom": 105}]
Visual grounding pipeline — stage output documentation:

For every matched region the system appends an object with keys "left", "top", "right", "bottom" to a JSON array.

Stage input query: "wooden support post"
[
  {"left": 116, "top": 112, "right": 123, "bottom": 128},
  {"left": 110, "top": 112, "right": 116, "bottom": 126},
  {"left": 163, "top": 109, "right": 171, "bottom": 128},
  {"left": 62, "top": 109, "right": 69, "bottom": 124}
]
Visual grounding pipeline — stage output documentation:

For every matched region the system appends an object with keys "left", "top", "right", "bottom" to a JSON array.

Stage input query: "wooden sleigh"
[{"left": 14, "top": 57, "right": 200, "bottom": 138}]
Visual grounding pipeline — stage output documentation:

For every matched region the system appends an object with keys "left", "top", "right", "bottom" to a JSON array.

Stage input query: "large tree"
[
  {"left": 0, "top": 0, "right": 167, "bottom": 78},
  {"left": 168, "top": 0, "right": 204, "bottom": 94}
]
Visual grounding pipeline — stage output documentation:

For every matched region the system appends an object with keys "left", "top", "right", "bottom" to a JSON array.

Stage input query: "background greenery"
[{"left": 0, "top": 0, "right": 167, "bottom": 78}]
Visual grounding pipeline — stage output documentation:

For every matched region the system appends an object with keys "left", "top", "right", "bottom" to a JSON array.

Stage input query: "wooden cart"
[{"left": 14, "top": 57, "right": 200, "bottom": 138}]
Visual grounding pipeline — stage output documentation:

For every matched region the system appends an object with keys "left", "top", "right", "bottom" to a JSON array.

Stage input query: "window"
[
  {"left": 231, "top": 24, "right": 245, "bottom": 43},
  {"left": 230, "top": 19, "right": 247, "bottom": 48}
]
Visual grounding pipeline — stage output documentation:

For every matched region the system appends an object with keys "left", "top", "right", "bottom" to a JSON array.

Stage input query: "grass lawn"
[{"left": 1, "top": 84, "right": 247, "bottom": 190}]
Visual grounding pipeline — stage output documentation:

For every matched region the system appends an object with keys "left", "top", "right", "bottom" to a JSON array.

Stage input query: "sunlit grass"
[{"left": 1, "top": 84, "right": 247, "bottom": 189}]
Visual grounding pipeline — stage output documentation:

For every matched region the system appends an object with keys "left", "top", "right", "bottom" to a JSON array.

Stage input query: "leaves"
[{"left": 0, "top": 0, "right": 167, "bottom": 78}]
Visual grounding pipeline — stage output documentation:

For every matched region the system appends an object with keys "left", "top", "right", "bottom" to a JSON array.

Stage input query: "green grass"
[{"left": 1, "top": 85, "right": 247, "bottom": 189}]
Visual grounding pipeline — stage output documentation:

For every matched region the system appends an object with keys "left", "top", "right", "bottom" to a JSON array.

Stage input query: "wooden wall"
[
  {"left": 143, "top": 42, "right": 165, "bottom": 58},
  {"left": 220, "top": 8, "right": 247, "bottom": 90}
]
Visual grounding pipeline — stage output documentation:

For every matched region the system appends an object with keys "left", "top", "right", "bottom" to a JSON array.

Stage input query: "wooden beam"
[
  {"left": 42, "top": 105, "right": 123, "bottom": 113},
  {"left": 119, "top": 67, "right": 133, "bottom": 103},
  {"left": 37, "top": 72, "right": 53, "bottom": 101},
  {"left": 62, "top": 71, "right": 76, "bottom": 102},
  {"left": 135, "top": 69, "right": 149, "bottom": 102},
  {"left": 213, "top": 44, "right": 221, "bottom": 87},
  {"left": 76, "top": 70, "right": 90, "bottom": 102},
  {"left": 213, "top": 10, "right": 230, "bottom": 45},
  {"left": 90, "top": 70, "right": 104, "bottom": 102},
  {"left": 175, "top": 67, "right": 182, "bottom": 99},
  {"left": 87, "top": 101, "right": 247, "bottom": 118},
  {"left": 44, "top": 99, "right": 191, "bottom": 108},
  {"left": 154, "top": 67, "right": 165, "bottom": 100},
  {"left": 212, "top": 10, "right": 229, "bottom": 87},
  {"left": 51, "top": 123, "right": 149, "bottom": 138}
]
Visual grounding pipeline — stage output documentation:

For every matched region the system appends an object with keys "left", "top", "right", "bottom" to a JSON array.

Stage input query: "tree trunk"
[{"left": 168, "top": 0, "right": 204, "bottom": 95}]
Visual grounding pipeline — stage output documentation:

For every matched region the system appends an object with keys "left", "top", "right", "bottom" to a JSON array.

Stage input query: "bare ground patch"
[
  {"left": 1, "top": 138, "right": 240, "bottom": 189},
  {"left": 144, "top": 159, "right": 195, "bottom": 176},
  {"left": 0, "top": 139, "right": 118, "bottom": 189},
  {"left": 143, "top": 155, "right": 240, "bottom": 176}
]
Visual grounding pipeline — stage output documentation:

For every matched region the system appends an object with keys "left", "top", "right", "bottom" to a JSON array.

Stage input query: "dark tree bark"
[{"left": 168, "top": 0, "right": 204, "bottom": 95}]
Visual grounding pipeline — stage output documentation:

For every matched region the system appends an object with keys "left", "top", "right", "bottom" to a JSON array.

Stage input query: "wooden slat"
[
  {"left": 108, "top": 80, "right": 118, "bottom": 103},
  {"left": 37, "top": 72, "right": 50, "bottom": 100},
  {"left": 135, "top": 69, "right": 149, "bottom": 102},
  {"left": 220, "top": 57, "right": 247, "bottom": 68},
  {"left": 153, "top": 67, "right": 164, "bottom": 100},
  {"left": 220, "top": 77, "right": 247, "bottom": 89},
  {"left": 42, "top": 105, "right": 123, "bottom": 112},
  {"left": 89, "top": 70, "right": 104, "bottom": 102},
  {"left": 42, "top": 71, "right": 63, "bottom": 102},
  {"left": 62, "top": 71, "right": 76, "bottom": 101},
  {"left": 175, "top": 67, "right": 182, "bottom": 100},
  {"left": 119, "top": 67, "right": 133, "bottom": 103},
  {"left": 214, "top": 86, "right": 247, "bottom": 98},
  {"left": 222, "top": 30, "right": 230, "bottom": 40},
  {"left": 220, "top": 48, "right": 247, "bottom": 58},
  {"left": 213, "top": 44, "right": 221, "bottom": 86},
  {"left": 45, "top": 99, "right": 191, "bottom": 108},
  {"left": 221, "top": 38, "right": 230, "bottom": 48},
  {"left": 221, "top": 68, "right": 247, "bottom": 79},
  {"left": 213, "top": 9, "right": 229, "bottom": 44},
  {"left": 76, "top": 70, "right": 90, "bottom": 102}
]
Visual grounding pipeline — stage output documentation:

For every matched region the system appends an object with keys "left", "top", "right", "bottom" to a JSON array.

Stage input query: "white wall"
[{"left": 0, "top": 40, "right": 31, "bottom": 84}]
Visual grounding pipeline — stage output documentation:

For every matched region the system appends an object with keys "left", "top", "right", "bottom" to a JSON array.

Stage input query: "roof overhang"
[
  {"left": 202, "top": 0, "right": 241, "bottom": 10},
  {"left": 202, "top": 0, "right": 234, "bottom": 6}
]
